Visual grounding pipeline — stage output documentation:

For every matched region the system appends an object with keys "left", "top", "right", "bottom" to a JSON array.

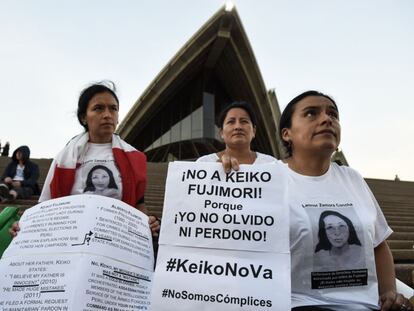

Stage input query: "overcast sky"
[{"left": 1, "top": 0, "right": 413, "bottom": 181}]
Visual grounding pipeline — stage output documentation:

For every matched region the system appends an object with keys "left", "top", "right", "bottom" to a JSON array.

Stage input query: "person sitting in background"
[
  {"left": 1, "top": 142, "right": 10, "bottom": 157},
  {"left": 0, "top": 145, "right": 39, "bottom": 203}
]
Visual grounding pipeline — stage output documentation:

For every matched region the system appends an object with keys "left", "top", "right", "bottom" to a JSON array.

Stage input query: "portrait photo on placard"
[{"left": 311, "top": 209, "right": 366, "bottom": 272}]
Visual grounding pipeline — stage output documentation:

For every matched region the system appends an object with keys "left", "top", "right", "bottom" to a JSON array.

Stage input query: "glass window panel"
[
  {"left": 161, "top": 130, "right": 170, "bottom": 145},
  {"left": 153, "top": 137, "right": 161, "bottom": 149},
  {"left": 181, "top": 114, "right": 191, "bottom": 140},
  {"left": 171, "top": 122, "right": 181, "bottom": 143},
  {"left": 191, "top": 106, "right": 203, "bottom": 139}
]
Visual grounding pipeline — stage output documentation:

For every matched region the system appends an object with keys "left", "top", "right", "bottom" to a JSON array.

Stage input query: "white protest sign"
[
  {"left": 151, "top": 245, "right": 290, "bottom": 311},
  {"left": 152, "top": 162, "right": 290, "bottom": 310},
  {"left": 3, "top": 194, "right": 153, "bottom": 270},
  {"left": 0, "top": 254, "right": 152, "bottom": 310},
  {"left": 0, "top": 195, "right": 154, "bottom": 310},
  {"left": 159, "top": 162, "right": 289, "bottom": 253}
]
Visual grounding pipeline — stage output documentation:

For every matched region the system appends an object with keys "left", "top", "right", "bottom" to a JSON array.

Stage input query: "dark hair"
[
  {"left": 279, "top": 90, "right": 338, "bottom": 157},
  {"left": 77, "top": 81, "right": 119, "bottom": 131},
  {"left": 218, "top": 101, "right": 257, "bottom": 129},
  {"left": 315, "top": 210, "right": 361, "bottom": 252},
  {"left": 83, "top": 165, "right": 118, "bottom": 192}
]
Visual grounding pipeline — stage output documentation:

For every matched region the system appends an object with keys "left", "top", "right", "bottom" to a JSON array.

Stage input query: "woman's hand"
[
  {"left": 379, "top": 290, "right": 413, "bottom": 311},
  {"left": 9, "top": 221, "right": 20, "bottom": 238},
  {"left": 4, "top": 177, "right": 12, "bottom": 184},
  {"left": 148, "top": 216, "right": 160, "bottom": 237},
  {"left": 12, "top": 181, "right": 21, "bottom": 188},
  {"left": 220, "top": 154, "right": 240, "bottom": 173}
]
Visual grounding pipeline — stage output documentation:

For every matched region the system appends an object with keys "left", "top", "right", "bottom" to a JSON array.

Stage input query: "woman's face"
[
  {"left": 282, "top": 96, "right": 340, "bottom": 157},
  {"left": 220, "top": 108, "right": 256, "bottom": 149},
  {"left": 15, "top": 151, "right": 23, "bottom": 161},
  {"left": 84, "top": 92, "right": 119, "bottom": 143},
  {"left": 91, "top": 168, "right": 110, "bottom": 191},
  {"left": 324, "top": 215, "right": 349, "bottom": 248}
]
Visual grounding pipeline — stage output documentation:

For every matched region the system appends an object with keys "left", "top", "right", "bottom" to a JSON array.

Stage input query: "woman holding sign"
[
  {"left": 219, "top": 92, "right": 412, "bottom": 310},
  {"left": 197, "top": 101, "right": 277, "bottom": 166},
  {"left": 10, "top": 81, "right": 160, "bottom": 237},
  {"left": 279, "top": 91, "right": 412, "bottom": 311}
]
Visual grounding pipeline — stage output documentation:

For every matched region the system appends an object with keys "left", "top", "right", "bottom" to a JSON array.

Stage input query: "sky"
[{"left": 1, "top": 0, "right": 413, "bottom": 181}]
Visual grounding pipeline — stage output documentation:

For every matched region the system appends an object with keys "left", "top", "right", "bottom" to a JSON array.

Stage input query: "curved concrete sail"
[{"left": 117, "top": 6, "right": 282, "bottom": 161}]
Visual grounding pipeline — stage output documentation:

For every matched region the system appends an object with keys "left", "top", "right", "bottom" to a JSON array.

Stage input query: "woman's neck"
[
  {"left": 286, "top": 153, "right": 331, "bottom": 176},
  {"left": 88, "top": 133, "right": 112, "bottom": 144},
  {"left": 220, "top": 147, "right": 256, "bottom": 164},
  {"left": 330, "top": 243, "right": 349, "bottom": 256}
]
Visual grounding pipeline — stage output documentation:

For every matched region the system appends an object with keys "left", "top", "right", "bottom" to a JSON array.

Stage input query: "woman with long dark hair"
[
  {"left": 314, "top": 210, "right": 364, "bottom": 271},
  {"left": 280, "top": 90, "right": 411, "bottom": 310},
  {"left": 83, "top": 165, "right": 119, "bottom": 198},
  {"left": 220, "top": 91, "right": 412, "bottom": 310},
  {"left": 10, "top": 81, "right": 160, "bottom": 237}
]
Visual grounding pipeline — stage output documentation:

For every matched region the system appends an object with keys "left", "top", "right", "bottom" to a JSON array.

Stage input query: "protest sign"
[
  {"left": 159, "top": 162, "right": 289, "bottom": 253},
  {"left": 0, "top": 254, "right": 152, "bottom": 310},
  {"left": 0, "top": 195, "right": 154, "bottom": 311},
  {"left": 151, "top": 162, "right": 290, "bottom": 310},
  {"left": 152, "top": 245, "right": 290, "bottom": 311}
]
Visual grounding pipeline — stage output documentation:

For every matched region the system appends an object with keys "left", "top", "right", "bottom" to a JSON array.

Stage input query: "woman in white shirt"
[
  {"left": 219, "top": 91, "right": 412, "bottom": 310},
  {"left": 279, "top": 90, "right": 411, "bottom": 311}
]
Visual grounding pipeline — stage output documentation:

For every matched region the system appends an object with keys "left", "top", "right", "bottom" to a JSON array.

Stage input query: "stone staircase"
[
  {"left": 145, "top": 162, "right": 169, "bottom": 218},
  {"left": 365, "top": 178, "right": 414, "bottom": 286},
  {"left": 1, "top": 157, "right": 413, "bottom": 286}
]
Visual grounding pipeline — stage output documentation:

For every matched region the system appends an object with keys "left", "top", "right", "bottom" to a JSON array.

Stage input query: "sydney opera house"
[{"left": 117, "top": 5, "right": 349, "bottom": 164}]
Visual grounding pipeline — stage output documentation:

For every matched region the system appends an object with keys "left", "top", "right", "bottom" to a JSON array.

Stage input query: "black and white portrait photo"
[
  {"left": 314, "top": 210, "right": 365, "bottom": 271},
  {"left": 83, "top": 165, "right": 120, "bottom": 199}
]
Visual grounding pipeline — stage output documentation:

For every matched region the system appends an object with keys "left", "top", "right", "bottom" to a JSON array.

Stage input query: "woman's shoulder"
[
  {"left": 196, "top": 153, "right": 219, "bottom": 162},
  {"left": 331, "top": 162, "right": 363, "bottom": 180},
  {"left": 255, "top": 152, "right": 278, "bottom": 164}
]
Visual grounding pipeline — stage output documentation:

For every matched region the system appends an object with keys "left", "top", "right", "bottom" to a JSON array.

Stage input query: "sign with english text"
[{"left": 0, "top": 195, "right": 153, "bottom": 311}]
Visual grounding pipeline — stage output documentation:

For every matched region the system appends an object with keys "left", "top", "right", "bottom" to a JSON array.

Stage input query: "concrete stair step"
[
  {"left": 381, "top": 206, "right": 414, "bottom": 211},
  {"left": 390, "top": 233, "right": 414, "bottom": 240},
  {"left": 390, "top": 226, "right": 414, "bottom": 233},
  {"left": 383, "top": 211, "right": 414, "bottom": 217},
  {"left": 395, "top": 264, "right": 414, "bottom": 287},
  {"left": 145, "top": 195, "right": 165, "bottom": 200},
  {"left": 145, "top": 191, "right": 166, "bottom": 196},
  {"left": 388, "top": 241, "right": 414, "bottom": 249},
  {"left": 388, "top": 220, "right": 414, "bottom": 226},
  {"left": 391, "top": 249, "right": 414, "bottom": 262},
  {"left": 386, "top": 215, "right": 414, "bottom": 222}
]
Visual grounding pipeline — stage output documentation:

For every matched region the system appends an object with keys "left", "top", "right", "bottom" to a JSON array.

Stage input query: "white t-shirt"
[
  {"left": 196, "top": 151, "right": 277, "bottom": 164},
  {"left": 13, "top": 164, "right": 25, "bottom": 181},
  {"left": 70, "top": 143, "right": 122, "bottom": 200},
  {"left": 287, "top": 162, "right": 392, "bottom": 310}
]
